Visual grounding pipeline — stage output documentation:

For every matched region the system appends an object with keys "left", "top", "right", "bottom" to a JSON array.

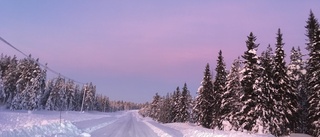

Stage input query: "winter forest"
[
  {"left": 0, "top": 56, "right": 141, "bottom": 112},
  {"left": 140, "top": 11, "right": 320, "bottom": 137}
]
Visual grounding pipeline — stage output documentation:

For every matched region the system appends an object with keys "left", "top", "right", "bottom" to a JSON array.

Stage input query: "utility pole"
[{"left": 80, "top": 84, "right": 86, "bottom": 112}]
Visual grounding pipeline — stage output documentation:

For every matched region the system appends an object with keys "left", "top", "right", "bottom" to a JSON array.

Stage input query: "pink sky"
[{"left": 0, "top": 1, "right": 319, "bottom": 103}]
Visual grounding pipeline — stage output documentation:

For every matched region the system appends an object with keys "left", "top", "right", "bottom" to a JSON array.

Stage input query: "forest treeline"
[
  {"left": 0, "top": 56, "right": 142, "bottom": 112},
  {"left": 140, "top": 11, "right": 320, "bottom": 137}
]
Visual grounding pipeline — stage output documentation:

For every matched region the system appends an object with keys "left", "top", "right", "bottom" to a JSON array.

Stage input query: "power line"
[
  {"left": 0, "top": 36, "right": 29, "bottom": 57},
  {"left": 0, "top": 36, "right": 85, "bottom": 85}
]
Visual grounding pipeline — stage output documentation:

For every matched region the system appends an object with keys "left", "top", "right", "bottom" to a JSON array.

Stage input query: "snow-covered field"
[{"left": 0, "top": 109, "right": 311, "bottom": 137}]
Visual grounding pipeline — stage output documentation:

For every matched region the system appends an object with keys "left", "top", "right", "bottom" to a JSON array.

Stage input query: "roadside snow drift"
[{"left": 0, "top": 110, "right": 311, "bottom": 137}]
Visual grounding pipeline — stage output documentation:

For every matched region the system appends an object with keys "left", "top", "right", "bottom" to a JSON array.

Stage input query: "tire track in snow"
[
  {"left": 80, "top": 112, "right": 129, "bottom": 134},
  {"left": 142, "top": 121, "right": 173, "bottom": 137},
  {"left": 89, "top": 111, "right": 159, "bottom": 137},
  {"left": 132, "top": 111, "right": 180, "bottom": 137},
  {"left": 83, "top": 119, "right": 118, "bottom": 133}
]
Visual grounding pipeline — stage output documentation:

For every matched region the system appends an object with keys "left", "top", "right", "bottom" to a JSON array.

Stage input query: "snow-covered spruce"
[
  {"left": 193, "top": 63, "right": 214, "bottom": 128},
  {"left": 212, "top": 50, "right": 228, "bottom": 129},
  {"left": 220, "top": 57, "right": 243, "bottom": 131},
  {"left": 305, "top": 10, "right": 320, "bottom": 137}
]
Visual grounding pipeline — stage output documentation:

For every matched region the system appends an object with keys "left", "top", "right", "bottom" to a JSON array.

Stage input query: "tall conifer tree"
[
  {"left": 180, "top": 83, "right": 192, "bottom": 123},
  {"left": 172, "top": 87, "right": 181, "bottom": 122},
  {"left": 235, "top": 32, "right": 260, "bottom": 131},
  {"left": 193, "top": 63, "right": 214, "bottom": 128},
  {"left": 220, "top": 57, "right": 242, "bottom": 130},
  {"left": 287, "top": 47, "right": 307, "bottom": 133},
  {"left": 3, "top": 56, "right": 18, "bottom": 108},
  {"left": 212, "top": 50, "right": 227, "bottom": 129},
  {"left": 271, "top": 29, "right": 298, "bottom": 136},
  {"left": 305, "top": 15, "right": 320, "bottom": 136},
  {"left": 251, "top": 45, "right": 275, "bottom": 133},
  {"left": 150, "top": 93, "right": 161, "bottom": 121},
  {"left": 305, "top": 10, "right": 319, "bottom": 51}
]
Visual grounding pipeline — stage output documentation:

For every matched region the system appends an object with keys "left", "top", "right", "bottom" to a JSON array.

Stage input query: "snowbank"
[
  {"left": 0, "top": 120, "right": 81, "bottom": 137},
  {"left": 0, "top": 110, "right": 313, "bottom": 137},
  {"left": 0, "top": 109, "right": 110, "bottom": 137},
  {"left": 164, "top": 123, "right": 274, "bottom": 137}
]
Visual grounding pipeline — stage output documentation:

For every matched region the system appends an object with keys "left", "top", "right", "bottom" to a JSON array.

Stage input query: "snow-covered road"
[
  {"left": 0, "top": 109, "right": 309, "bottom": 137},
  {"left": 75, "top": 111, "right": 159, "bottom": 137},
  {"left": 74, "top": 111, "right": 184, "bottom": 137},
  {"left": 90, "top": 113, "right": 157, "bottom": 137}
]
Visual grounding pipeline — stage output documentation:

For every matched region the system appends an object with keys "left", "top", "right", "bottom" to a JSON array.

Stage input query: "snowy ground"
[{"left": 0, "top": 109, "right": 312, "bottom": 137}]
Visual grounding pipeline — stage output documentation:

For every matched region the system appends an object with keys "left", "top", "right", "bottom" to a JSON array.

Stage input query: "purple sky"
[{"left": 0, "top": 1, "right": 319, "bottom": 103}]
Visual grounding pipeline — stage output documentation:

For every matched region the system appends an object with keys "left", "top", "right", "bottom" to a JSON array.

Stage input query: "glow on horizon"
[{"left": 0, "top": 1, "right": 319, "bottom": 103}]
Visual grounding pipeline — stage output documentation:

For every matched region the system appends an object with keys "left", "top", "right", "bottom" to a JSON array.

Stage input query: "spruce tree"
[
  {"left": 0, "top": 55, "right": 11, "bottom": 104},
  {"left": 0, "top": 55, "right": 11, "bottom": 79},
  {"left": 58, "top": 77, "right": 67, "bottom": 111},
  {"left": 287, "top": 47, "right": 307, "bottom": 133},
  {"left": 93, "top": 94, "right": 103, "bottom": 111},
  {"left": 193, "top": 63, "right": 214, "bottom": 128},
  {"left": 150, "top": 93, "right": 161, "bottom": 121},
  {"left": 180, "top": 83, "right": 192, "bottom": 123},
  {"left": 235, "top": 32, "right": 260, "bottom": 131},
  {"left": 212, "top": 50, "right": 227, "bottom": 129},
  {"left": 10, "top": 58, "right": 29, "bottom": 110},
  {"left": 306, "top": 19, "right": 320, "bottom": 137},
  {"left": 2, "top": 56, "right": 18, "bottom": 108},
  {"left": 74, "top": 84, "right": 82, "bottom": 111},
  {"left": 40, "top": 79, "right": 53, "bottom": 109},
  {"left": 66, "top": 80, "right": 76, "bottom": 110},
  {"left": 83, "top": 83, "right": 96, "bottom": 111},
  {"left": 11, "top": 57, "right": 42, "bottom": 110},
  {"left": 103, "top": 96, "right": 110, "bottom": 112},
  {"left": 220, "top": 57, "right": 242, "bottom": 130},
  {"left": 157, "top": 95, "right": 166, "bottom": 123},
  {"left": 158, "top": 93, "right": 173, "bottom": 123},
  {"left": 271, "top": 29, "right": 298, "bottom": 136},
  {"left": 254, "top": 45, "right": 275, "bottom": 133},
  {"left": 172, "top": 87, "right": 181, "bottom": 122},
  {"left": 305, "top": 10, "right": 319, "bottom": 51},
  {"left": 38, "top": 64, "right": 47, "bottom": 109},
  {"left": 21, "top": 62, "right": 42, "bottom": 110},
  {"left": 45, "top": 76, "right": 65, "bottom": 111},
  {"left": 0, "top": 78, "right": 4, "bottom": 104}
]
